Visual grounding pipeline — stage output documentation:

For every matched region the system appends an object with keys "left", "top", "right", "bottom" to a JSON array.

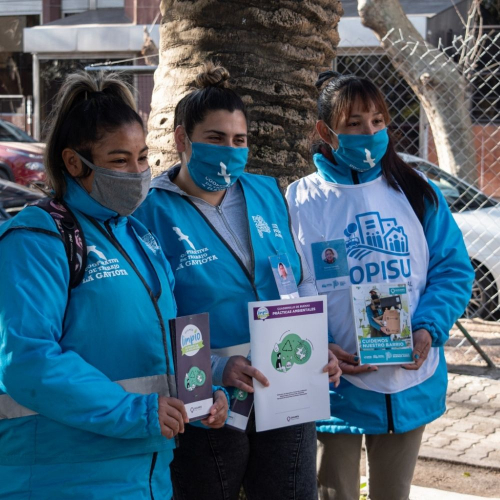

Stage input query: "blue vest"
[
  {"left": 137, "top": 173, "right": 302, "bottom": 350},
  {"left": 0, "top": 187, "right": 177, "bottom": 465}
]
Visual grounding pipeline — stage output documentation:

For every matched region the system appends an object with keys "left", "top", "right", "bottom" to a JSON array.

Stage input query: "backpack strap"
[{"left": 30, "top": 198, "right": 87, "bottom": 289}]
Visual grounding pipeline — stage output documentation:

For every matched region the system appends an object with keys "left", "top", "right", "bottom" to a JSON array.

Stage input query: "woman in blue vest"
[
  {"left": 0, "top": 72, "right": 228, "bottom": 499},
  {"left": 135, "top": 63, "right": 341, "bottom": 500},
  {"left": 286, "top": 72, "right": 474, "bottom": 500}
]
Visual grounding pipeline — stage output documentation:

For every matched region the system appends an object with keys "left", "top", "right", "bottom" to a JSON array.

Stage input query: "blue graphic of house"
[{"left": 344, "top": 212, "right": 409, "bottom": 260}]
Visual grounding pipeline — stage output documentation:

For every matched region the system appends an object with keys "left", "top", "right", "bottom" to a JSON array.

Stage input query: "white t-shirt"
[{"left": 287, "top": 173, "right": 439, "bottom": 394}]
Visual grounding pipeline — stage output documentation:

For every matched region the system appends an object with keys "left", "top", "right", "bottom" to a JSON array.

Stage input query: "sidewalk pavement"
[
  {"left": 419, "top": 372, "right": 500, "bottom": 470},
  {"left": 360, "top": 476, "right": 500, "bottom": 500},
  {"left": 409, "top": 485, "right": 500, "bottom": 500}
]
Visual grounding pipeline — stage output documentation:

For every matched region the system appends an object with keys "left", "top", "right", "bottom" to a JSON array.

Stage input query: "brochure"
[
  {"left": 226, "top": 388, "right": 254, "bottom": 432},
  {"left": 169, "top": 313, "right": 213, "bottom": 421},
  {"left": 248, "top": 296, "right": 330, "bottom": 432},
  {"left": 350, "top": 283, "right": 414, "bottom": 365}
]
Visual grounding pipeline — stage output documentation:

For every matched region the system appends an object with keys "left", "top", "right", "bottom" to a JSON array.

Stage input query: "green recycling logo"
[
  {"left": 184, "top": 366, "right": 206, "bottom": 392},
  {"left": 233, "top": 388, "right": 248, "bottom": 402},
  {"left": 271, "top": 333, "right": 312, "bottom": 373}
]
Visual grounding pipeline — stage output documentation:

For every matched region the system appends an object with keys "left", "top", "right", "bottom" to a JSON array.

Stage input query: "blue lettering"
[
  {"left": 381, "top": 260, "right": 387, "bottom": 280},
  {"left": 401, "top": 258, "right": 411, "bottom": 278},
  {"left": 181, "top": 332, "right": 201, "bottom": 347},
  {"left": 350, "top": 266, "right": 364, "bottom": 284},
  {"left": 365, "top": 262, "right": 379, "bottom": 282},
  {"left": 387, "top": 259, "right": 400, "bottom": 279}
]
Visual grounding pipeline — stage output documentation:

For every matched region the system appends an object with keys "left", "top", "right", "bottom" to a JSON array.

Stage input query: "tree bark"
[
  {"left": 358, "top": 0, "right": 477, "bottom": 183},
  {"left": 148, "top": 0, "right": 342, "bottom": 183}
]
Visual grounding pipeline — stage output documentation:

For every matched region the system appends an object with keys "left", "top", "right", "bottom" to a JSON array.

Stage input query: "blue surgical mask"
[
  {"left": 327, "top": 126, "right": 389, "bottom": 172},
  {"left": 186, "top": 141, "right": 248, "bottom": 192}
]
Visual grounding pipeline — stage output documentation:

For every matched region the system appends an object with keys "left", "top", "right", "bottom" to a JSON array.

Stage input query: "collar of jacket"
[
  {"left": 63, "top": 173, "right": 127, "bottom": 225},
  {"left": 313, "top": 149, "right": 383, "bottom": 185}
]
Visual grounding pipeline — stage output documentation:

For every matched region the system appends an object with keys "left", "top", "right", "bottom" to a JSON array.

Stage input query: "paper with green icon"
[
  {"left": 249, "top": 296, "right": 330, "bottom": 432},
  {"left": 272, "top": 334, "right": 312, "bottom": 373}
]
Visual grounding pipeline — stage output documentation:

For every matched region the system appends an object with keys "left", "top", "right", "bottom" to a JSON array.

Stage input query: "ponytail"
[{"left": 44, "top": 71, "right": 142, "bottom": 198}]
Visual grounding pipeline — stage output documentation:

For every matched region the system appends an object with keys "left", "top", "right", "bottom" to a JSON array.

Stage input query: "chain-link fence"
[{"left": 337, "top": 32, "right": 500, "bottom": 331}]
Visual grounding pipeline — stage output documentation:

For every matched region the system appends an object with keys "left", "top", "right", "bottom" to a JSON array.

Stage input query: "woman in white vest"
[
  {"left": 135, "top": 63, "right": 341, "bottom": 500},
  {"left": 286, "top": 72, "right": 474, "bottom": 500}
]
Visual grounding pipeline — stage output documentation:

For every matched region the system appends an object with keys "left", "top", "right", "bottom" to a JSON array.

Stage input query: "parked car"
[
  {"left": 0, "top": 178, "right": 44, "bottom": 225},
  {"left": 0, "top": 119, "right": 46, "bottom": 187},
  {"left": 400, "top": 153, "right": 500, "bottom": 320}
]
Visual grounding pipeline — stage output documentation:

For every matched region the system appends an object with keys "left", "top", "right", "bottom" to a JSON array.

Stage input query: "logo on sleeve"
[{"left": 141, "top": 233, "right": 161, "bottom": 255}]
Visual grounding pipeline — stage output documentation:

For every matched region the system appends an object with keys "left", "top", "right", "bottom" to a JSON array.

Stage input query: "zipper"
[
  {"left": 183, "top": 196, "right": 260, "bottom": 300},
  {"left": 216, "top": 204, "right": 248, "bottom": 264},
  {"left": 385, "top": 394, "right": 394, "bottom": 433},
  {"left": 351, "top": 170, "right": 360, "bottom": 185},
  {"left": 239, "top": 184, "right": 257, "bottom": 290},
  {"left": 85, "top": 216, "right": 173, "bottom": 378},
  {"left": 149, "top": 451, "right": 158, "bottom": 500}
]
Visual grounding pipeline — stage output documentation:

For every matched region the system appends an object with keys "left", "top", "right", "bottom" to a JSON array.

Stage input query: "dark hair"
[
  {"left": 173, "top": 62, "right": 248, "bottom": 137},
  {"left": 44, "top": 71, "right": 143, "bottom": 198},
  {"left": 314, "top": 71, "right": 438, "bottom": 221}
]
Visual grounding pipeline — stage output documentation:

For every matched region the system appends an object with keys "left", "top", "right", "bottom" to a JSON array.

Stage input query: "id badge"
[
  {"left": 311, "top": 239, "right": 350, "bottom": 292},
  {"left": 269, "top": 253, "right": 299, "bottom": 299}
]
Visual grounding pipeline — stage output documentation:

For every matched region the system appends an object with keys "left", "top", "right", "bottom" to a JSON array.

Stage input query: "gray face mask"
[{"left": 75, "top": 152, "right": 151, "bottom": 216}]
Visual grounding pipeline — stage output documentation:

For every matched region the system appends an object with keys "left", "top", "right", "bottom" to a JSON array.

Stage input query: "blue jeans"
[{"left": 171, "top": 415, "right": 317, "bottom": 500}]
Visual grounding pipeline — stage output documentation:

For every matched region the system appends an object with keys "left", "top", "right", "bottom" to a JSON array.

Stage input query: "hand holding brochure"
[
  {"left": 351, "top": 283, "right": 414, "bottom": 365},
  {"left": 169, "top": 313, "right": 213, "bottom": 421},
  {"left": 248, "top": 296, "right": 330, "bottom": 432}
]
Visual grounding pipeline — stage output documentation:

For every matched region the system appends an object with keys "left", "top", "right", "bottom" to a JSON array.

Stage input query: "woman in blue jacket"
[
  {"left": 286, "top": 72, "right": 474, "bottom": 500},
  {"left": 0, "top": 72, "right": 227, "bottom": 499},
  {"left": 135, "top": 63, "right": 341, "bottom": 500}
]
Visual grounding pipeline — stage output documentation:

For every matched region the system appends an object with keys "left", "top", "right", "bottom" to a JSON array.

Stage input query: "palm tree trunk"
[{"left": 148, "top": 0, "right": 343, "bottom": 184}]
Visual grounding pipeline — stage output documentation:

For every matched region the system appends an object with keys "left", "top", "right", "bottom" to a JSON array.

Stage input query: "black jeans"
[{"left": 171, "top": 415, "right": 317, "bottom": 500}]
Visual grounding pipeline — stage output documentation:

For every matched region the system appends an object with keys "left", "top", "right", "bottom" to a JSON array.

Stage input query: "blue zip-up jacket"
[
  {"left": 0, "top": 177, "right": 178, "bottom": 465},
  {"left": 286, "top": 152, "right": 474, "bottom": 434}
]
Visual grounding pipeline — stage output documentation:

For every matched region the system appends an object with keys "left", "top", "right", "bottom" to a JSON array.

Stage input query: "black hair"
[
  {"left": 314, "top": 71, "right": 438, "bottom": 221},
  {"left": 173, "top": 62, "right": 248, "bottom": 137},
  {"left": 44, "top": 72, "right": 143, "bottom": 198}
]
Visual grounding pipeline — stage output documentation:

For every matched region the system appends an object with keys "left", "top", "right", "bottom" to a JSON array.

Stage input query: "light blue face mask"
[
  {"left": 186, "top": 141, "right": 249, "bottom": 192},
  {"left": 327, "top": 125, "right": 389, "bottom": 172}
]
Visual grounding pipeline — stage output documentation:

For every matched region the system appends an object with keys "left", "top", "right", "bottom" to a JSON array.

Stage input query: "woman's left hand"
[
  {"left": 201, "top": 390, "right": 228, "bottom": 429},
  {"left": 401, "top": 328, "right": 432, "bottom": 370},
  {"left": 323, "top": 348, "right": 342, "bottom": 387}
]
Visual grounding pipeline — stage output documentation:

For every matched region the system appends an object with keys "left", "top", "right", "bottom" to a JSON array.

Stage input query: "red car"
[{"left": 0, "top": 119, "right": 46, "bottom": 187}]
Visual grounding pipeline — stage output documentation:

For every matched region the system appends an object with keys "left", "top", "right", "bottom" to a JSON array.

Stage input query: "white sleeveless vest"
[{"left": 287, "top": 173, "right": 439, "bottom": 394}]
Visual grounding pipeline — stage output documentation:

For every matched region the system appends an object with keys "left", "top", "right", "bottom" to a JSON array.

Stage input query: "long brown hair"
[{"left": 314, "top": 71, "right": 438, "bottom": 221}]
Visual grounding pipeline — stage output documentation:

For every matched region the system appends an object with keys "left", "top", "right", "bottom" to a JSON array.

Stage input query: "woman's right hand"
[
  {"left": 222, "top": 355, "right": 270, "bottom": 393},
  {"left": 158, "top": 396, "right": 189, "bottom": 439},
  {"left": 329, "top": 343, "right": 378, "bottom": 375}
]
